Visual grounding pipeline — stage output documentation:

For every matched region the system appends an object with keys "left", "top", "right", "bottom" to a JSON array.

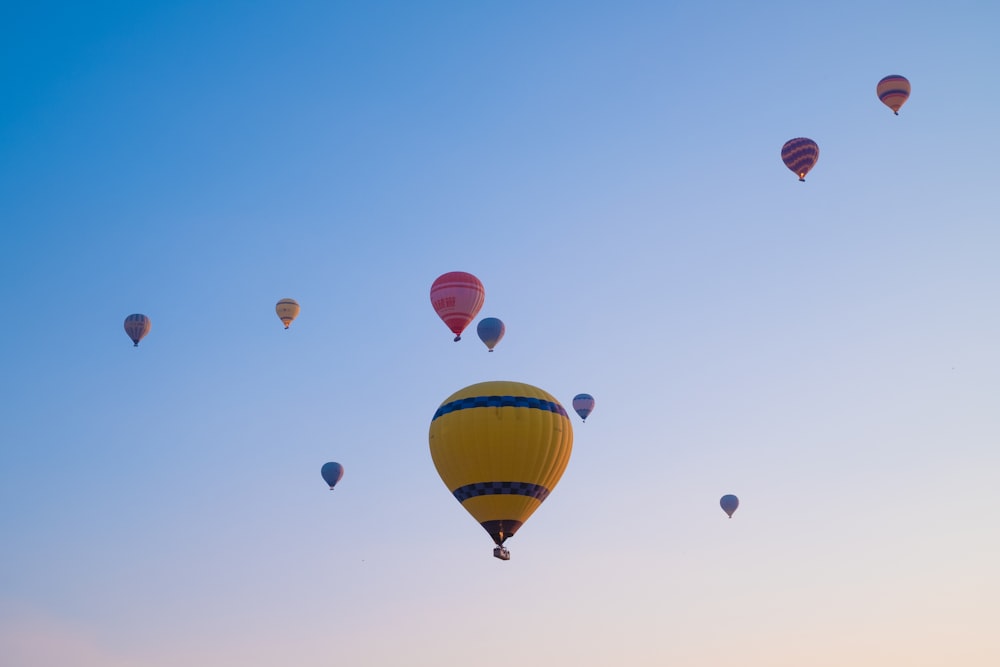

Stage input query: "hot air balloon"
[
  {"left": 572, "top": 393, "right": 595, "bottom": 422},
  {"left": 321, "top": 462, "right": 344, "bottom": 490},
  {"left": 720, "top": 494, "right": 739, "bottom": 518},
  {"left": 781, "top": 138, "right": 819, "bottom": 181},
  {"left": 124, "top": 314, "right": 151, "bottom": 347},
  {"left": 877, "top": 74, "right": 910, "bottom": 115},
  {"left": 430, "top": 272, "right": 485, "bottom": 341},
  {"left": 429, "top": 381, "right": 573, "bottom": 560},
  {"left": 275, "top": 298, "right": 300, "bottom": 329},
  {"left": 476, "top": 317, "right": 505, "bottom": 352}
]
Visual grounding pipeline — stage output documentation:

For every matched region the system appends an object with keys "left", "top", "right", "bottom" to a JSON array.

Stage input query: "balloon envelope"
[
  {"left": 781, "top": 138, "right": 819, "bottom": 181},
  {"left": 275, "top": 298, "right": 300, "bottom": 329},
  {"left": 321, "top": 462, "right": 344, "bottom": 490},
  {"left": 123, "top": 314, "right": 151, "bottom": 347},
  {"left": 572, "top": 393, "right": 595, "bottom": 422},
  {"left": 429, "top": 381, "right": 574, "bottom": 546},
  {"left": 877, "top": 75, "right": 910, "bottom": 115},
  {"left": 476, "top": 317, "right": 505, "bottom": 351},
  {"left": 720, "top": 494, "right": 739, "bottom": 518},
  {"left": 430, "top": 272, "right": 485, "bottom": 341}
]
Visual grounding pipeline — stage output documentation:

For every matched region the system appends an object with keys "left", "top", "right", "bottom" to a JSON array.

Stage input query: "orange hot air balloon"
[
  {"left": 430, "top": 272, "right": 485, "bottom": 342},
  {"left": 781, "top": 138, "right": 819, "bottom": 182},
  {"left": 877, "top": 75, "right": 910, "bottom": 115}
]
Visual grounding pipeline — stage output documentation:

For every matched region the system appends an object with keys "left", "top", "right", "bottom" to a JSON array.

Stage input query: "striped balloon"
[
  {"left": 275, "top": 298, "right": 300, "bottom": 329},
  {"left": 572, "top": 393, "right": 595, "bottom": 422},
  {"left": 429, "top": 381, "right": 573, "bottom": 552},
  {"left": 781, "top": 137, "right": 820, "bottom": 182},
  {"left": 123, "top": 313, "right": 151, "bottom": 347},
  {"left": 877, "top": 74, "right": 910, "bottom": 115},
  {"left": 430, "top": 271, "right": 485, "bottom": 342}
]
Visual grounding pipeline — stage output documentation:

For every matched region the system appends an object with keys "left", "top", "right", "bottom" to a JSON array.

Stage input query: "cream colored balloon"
[{"left": 275, "top": 298, "right": 300, "bottom": 329}]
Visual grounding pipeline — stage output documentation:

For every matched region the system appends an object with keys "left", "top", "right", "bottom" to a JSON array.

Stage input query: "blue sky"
[{"left": 2, "top": 2, "right": 999, "bottom": 665}]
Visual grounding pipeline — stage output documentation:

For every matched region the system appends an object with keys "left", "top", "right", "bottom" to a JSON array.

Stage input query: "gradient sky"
[{"left": 2, "top": 2, "right": 999, "bottom": 665}]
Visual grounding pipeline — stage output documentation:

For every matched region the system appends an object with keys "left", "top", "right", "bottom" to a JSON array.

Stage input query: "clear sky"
[{"left": 2, "top": 2, "right": 999, "bottom": 665}]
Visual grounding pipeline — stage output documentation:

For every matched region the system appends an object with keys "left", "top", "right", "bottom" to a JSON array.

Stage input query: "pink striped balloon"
[
  {"left": 123, "top": 313, "right": 151, "bottom": 347},
  {"left": 430, "top": 272, "right": 485, "bottom": 341},
  {"left": 877, "top": 75, "right": 910, "bottom": 115}
]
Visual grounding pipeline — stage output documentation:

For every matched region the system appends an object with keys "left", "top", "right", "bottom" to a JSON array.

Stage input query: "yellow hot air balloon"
[
  {"left": 429, "top": 380, "right": 573, "bottom": 560},
  {"left": 275, "top": 298, "right": 300, "bottom": 329}
]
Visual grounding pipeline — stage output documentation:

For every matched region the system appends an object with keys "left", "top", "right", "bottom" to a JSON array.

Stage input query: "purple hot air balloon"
[
  {"left": 781, "top": 137, "right": 819, "bottom": 182},
  {"left": 572, "top": 393, "right": 595, "bottom": 422}
]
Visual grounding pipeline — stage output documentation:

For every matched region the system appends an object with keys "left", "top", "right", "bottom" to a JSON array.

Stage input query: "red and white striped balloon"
[{"left": 430, "top": 272, "right": 485, "bottom": 341}]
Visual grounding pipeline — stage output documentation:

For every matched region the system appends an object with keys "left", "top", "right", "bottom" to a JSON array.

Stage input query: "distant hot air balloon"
[
  {"left": 720, "top": 494, "right": 739, "bottom": 518},
  {"left": 476, "top": 317, "right": 505, "bottom": 352},
  {"left": 781, "top": 138, "right": 819, "bottom": 181},
  {"left": 429, "top": 381, "right": 573, "bottom": 560},
  {"left": 877, "top": 74, "right": 910, "bottom": 115},
  {"left": 430, "top": 272, "right": 485, "bottom": 341},
  {"left": 124, "top": 314, "right": 151, "bottom": 347},
  {"left": 321, "top": 462, "right": 344, "bottom": 490},
  {"left": 275, "top": 298, "right": 300, "bottom": 329},
  {"left": 572, "top": 394, "right": 595, "bottom": 422}
]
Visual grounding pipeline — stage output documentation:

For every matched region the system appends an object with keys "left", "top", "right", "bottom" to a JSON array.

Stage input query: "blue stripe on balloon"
[
  {"left": 431, "top": 395, "right": 568, "bottom": 421},
  {"left": 879, "top": 89, "right": 908, "bottom": 99},
  {"left": 453, "top": 481, "right": 552, "bottom": 503}
]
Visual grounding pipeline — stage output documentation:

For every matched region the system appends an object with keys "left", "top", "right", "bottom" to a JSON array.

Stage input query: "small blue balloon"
[
  {"left": 321, "top": 462, "right": 344, "bottom": 490},
  {"left": 720, "top": 494, "right": 739, "bottom": 518},
  {"left": 476, "top": 317, "right": 506, "bottom": 352}
]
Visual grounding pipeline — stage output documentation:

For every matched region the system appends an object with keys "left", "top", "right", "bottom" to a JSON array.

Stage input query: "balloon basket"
[{"left": 493, "top": 546, "right": 510, "bottom": 561}]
